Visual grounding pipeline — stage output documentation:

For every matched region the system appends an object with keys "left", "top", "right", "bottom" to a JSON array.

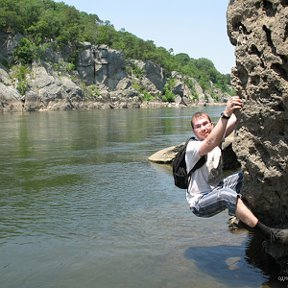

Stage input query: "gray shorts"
[{"left": 191, "top": 172, "right": 243, "bottom": 218}]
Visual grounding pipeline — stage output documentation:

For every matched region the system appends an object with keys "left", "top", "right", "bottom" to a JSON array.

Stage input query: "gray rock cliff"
[
  {"left": 227, "top": 0, "right": 288, "bottom": 227},
  {"left": 0, "top": 32, "right": 230, "bottom": 112}
]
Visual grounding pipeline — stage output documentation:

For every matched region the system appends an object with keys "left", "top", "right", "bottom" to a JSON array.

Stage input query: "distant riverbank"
[{"left": 18, "top": 99, "right": 226, "bottom": 113}]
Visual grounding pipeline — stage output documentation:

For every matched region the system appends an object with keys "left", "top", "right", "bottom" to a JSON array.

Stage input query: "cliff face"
[
  {"left": 0, "top": 33, "right": 229, "bottom": 112},
  {"left": 227, "top": 0, "right": 288, "bottom": 227}
]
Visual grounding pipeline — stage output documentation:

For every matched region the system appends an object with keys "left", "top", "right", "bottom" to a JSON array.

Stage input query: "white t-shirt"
[{"left": 185, "top": 139, "right": 222, "bottom": 207}]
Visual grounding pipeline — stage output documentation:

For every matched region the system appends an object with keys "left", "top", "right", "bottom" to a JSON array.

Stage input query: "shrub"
[{"left": 11, "top": 65, "right": 29, "bottom": 95}]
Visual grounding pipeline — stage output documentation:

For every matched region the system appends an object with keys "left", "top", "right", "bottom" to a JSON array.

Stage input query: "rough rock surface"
[{"left": 227, "top": 0, "right": 288, "bottom": 227}]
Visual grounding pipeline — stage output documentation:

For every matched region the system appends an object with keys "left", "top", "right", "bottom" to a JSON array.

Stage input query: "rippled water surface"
[{"left": 0, "top": 107, "right": 279, "bottom": 287}]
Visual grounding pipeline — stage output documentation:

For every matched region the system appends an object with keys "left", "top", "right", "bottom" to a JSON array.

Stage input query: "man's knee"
[{"left": 217, "top": 189, "right": 238, "bottom": 215}]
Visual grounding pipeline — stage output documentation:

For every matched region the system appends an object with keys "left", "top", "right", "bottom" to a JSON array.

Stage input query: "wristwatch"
[{"left": 221, "top": 112, "right": 231, "bottom": 120}]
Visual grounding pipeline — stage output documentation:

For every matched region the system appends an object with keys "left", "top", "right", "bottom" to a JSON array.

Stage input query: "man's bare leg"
[
  {"left": 235, "top": 198, "right": 258, "bottom": 228},
  {"left": 235, "top": 197, "right": 288, "bottom": 244}
]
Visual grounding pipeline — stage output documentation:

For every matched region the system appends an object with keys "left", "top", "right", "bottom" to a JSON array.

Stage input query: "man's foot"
[{"left": 270, "top": 228, "right": 288, "bottom": 245}]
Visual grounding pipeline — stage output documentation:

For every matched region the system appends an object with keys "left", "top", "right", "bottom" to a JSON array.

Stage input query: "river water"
[{"left": 0, "top": 106, "right": 282, "bottom": 287}]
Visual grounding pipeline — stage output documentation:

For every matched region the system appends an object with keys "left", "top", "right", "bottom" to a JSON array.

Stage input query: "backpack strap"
[
  {"left": 190, "top": 156, "right": 206, "bottom": 173},
  {"left": 186, "top": 137, "right": 207, "bottom": 180}
]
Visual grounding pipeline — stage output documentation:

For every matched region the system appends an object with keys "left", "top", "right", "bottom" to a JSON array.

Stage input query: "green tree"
[
  {"left": 0, "top": 0, "right": 22, "bottom": 32},
  {"left": 13, "top": 37, "right": 37, "bottom": 64},
  {"left": 162, "top": 78, "right": 176, "bottom": 103}
]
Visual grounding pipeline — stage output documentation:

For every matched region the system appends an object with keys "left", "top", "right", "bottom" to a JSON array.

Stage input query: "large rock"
[
  {"left": 148, "top": 134, "right": 240, "bottom": 170},
  {"left": 25, "top": 65, "right": 84, "bottom": 111},
  {"left": 0, "top": 65, "right": 22, "bottom": 112},
  {"left": 0, "top": 32, "right": 23, "bottom": 65},
  {"left": 135, "top": 60, "right": 166, "bottom": 92},
  {"left": 0, "top": 82, "right": 22, "bottom": 112},
  {"left": 148, "top": 142, "right": 184, "bottom": 164},
  {"left": 77, "top": 44, "right": 127, "bottom": 88},
  {"left": 227, "top": 0, "right": 288, "bottom": 228}
]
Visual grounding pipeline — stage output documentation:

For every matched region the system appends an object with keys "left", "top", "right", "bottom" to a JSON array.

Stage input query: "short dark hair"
[{"left": 191, "top": 112, "right": 212, "bottom": 129}]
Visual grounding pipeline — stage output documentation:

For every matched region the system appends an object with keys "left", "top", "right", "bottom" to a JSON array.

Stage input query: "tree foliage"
[{"left": 0, "top": 0, "right": 232, "bottom": 93}]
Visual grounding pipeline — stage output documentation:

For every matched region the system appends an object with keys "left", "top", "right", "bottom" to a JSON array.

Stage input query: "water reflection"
[
  {"left": 245, "top": 232, "right": 288, "bottom": 287},
  {"left": 185, "top": 242, "right": 264, "bottom": 287},
  {"left": 185, "top": 230, "right": 288, "bottom": 287}
]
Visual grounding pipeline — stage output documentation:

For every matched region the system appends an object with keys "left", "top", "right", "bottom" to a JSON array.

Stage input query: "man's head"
[{"left": 191, "top": 112, "right": 213, "bottom": 140}]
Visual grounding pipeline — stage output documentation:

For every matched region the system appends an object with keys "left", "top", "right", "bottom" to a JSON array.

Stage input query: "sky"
[{"left": 56, "top": 0, "right": 235, "bottom": 74}]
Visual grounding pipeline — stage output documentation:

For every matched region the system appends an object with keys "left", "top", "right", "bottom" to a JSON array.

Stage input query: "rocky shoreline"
[{"left": 0, "top": 32, "right": 231, "bottom": 113}]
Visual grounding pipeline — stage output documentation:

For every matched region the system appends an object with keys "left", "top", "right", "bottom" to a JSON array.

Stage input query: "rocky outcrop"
[
  {"left": 78, "top": 43, "right": 127, "bottom": 88},
  {"left": 0, "top": 32, "right": 22, "bottom": 64},
  {"left": 227, "top": 0, "right": 288, "bottom": 275},
  {"left": 227, "top": 0, "right": 288, "bottom": 228},
  {"left": 25, "top": 65, "right": 84, "bottom": 111},
  {"left": 0, "top": 31, "right": 230, "bottom": 112}
]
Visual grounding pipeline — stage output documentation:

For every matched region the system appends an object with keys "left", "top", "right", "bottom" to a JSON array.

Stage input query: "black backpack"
[{"left": 172, "top": 137, "right": 206, "bottom": 189}]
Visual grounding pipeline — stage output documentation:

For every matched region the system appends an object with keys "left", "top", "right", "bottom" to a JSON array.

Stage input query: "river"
[{"left": 0, "top": 106, "right": 281, "bottom": 287}]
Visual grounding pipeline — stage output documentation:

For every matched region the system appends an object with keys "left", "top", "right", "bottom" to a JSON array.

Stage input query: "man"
[{"left": 185, "top": 96, "right": 288, "bottom": 244}]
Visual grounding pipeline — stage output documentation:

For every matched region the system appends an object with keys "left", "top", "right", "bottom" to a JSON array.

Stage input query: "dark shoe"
[{"left": 270, "top": 228, "right": 288, "bottom": 245}]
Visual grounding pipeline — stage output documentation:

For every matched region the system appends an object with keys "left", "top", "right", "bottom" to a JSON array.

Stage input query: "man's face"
[{"left": 192, "top": 116, "right": 213, "bottom": 140}]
